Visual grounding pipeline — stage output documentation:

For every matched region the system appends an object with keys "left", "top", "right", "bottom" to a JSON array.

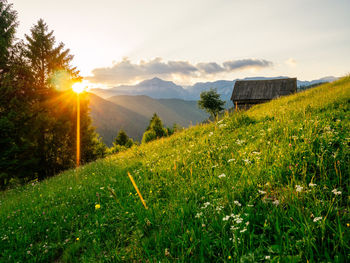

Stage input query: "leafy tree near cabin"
[{"left": 198, "top": 88, "right": 225, "bottom": 118}]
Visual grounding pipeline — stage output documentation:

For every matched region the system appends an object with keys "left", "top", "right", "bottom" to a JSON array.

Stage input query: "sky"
[{"left": 11, "top": 0, "right": 350, "bottom": 87}]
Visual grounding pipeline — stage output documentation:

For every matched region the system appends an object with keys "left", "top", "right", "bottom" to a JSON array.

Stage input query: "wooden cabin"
[{"left": 230, "top": 78, "right": 297, "bottom": 109}]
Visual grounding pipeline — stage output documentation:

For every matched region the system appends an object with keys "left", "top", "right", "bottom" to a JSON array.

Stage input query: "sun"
[{"left": 72, "top": 82, "right": 86, "bottom": 94}]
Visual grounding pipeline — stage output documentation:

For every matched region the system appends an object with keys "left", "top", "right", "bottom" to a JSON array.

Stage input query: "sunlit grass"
[{"left": 0, "top": 77, "right": 349, "bottom": 262}]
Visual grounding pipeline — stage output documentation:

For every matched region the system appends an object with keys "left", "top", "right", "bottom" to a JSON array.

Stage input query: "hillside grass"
[{"left": 1, "top": 77, "right": 349, "bottom": 262}]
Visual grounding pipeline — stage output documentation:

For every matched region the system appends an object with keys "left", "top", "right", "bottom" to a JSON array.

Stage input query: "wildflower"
[
  {"left": 295, "top": 185, "right": 303, "bottom": 192},
  {"left": 202, "top": 224, "right": 206, "bottom": 227},
  {"left": 258, "top": 190, "right": 266, "bottom": 194},
  {"left": 313, "top": 217, "right": 322, "bottom": 222},
  {"left": 273, "top": 200, "right": 280, "bottom": 206},
  {"left": 195, "top": 212, "right": 203, "bottom": 218},
  {"left": 265, "top": 255, "right": 271, "bottom": 260},
  {"left": 218, "top": 173, "right": 226, "bottom": 178},
  {"left": 246, "top": 221, "right": 250, "bottom": 226},
  {"left": 240, "top": 228, "right": 247, "bottom": 233},
  {"left": 227, "top": 159, "right": 235, "bottom": 163},
  {"left": 235, "top": 218, "right": 243, "bottom": 224},
  {"left": 165, "top": 248, "right": 170, "bottom": 257},
  {"left": 289, "top": 143, "right": 292, "bottom": 147},
  {"left": 201, "top": 202, "right": 210, "bottom": 209},
  {"left": 209, "top": 132, "right": 213, "bottom": 137},
  {"left": 309, "top": 183, "right": 317, "bottom": 187},
  {"left": 223, "top": 215, "right": 230, "bottom": 221},
  {"left": 76, "top": 237, "right": 79, "bottom": 241},
  {"left": 347, "top": 223, "right": 350, "bottom": 227},
  {"left": 234, "top": 200, "right": 242, "bottom": 206},
  {"left": 331, "top": 189, "right": 342, "bottom": 195},
  {"left": 228, "top": 256, "right": 232, "bottom": 260},
  {"left": 247, "top": 204, "right": 254, "bottom": 207},
  {"left": 95, "top": 204, "right": 101, "bottom": 210}
]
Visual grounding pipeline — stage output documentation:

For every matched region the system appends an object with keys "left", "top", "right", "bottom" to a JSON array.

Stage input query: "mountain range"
[
  {"left": 88, "top": 93, "right": 209, "bottom": 146},
  {"left": 90, "top": 76, "right": 338, "bottom": 102}
]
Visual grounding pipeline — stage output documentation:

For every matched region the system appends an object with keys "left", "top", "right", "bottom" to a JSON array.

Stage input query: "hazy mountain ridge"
[
  {"left": 88, "top": 93, "right": 209, "bottom": 145},
  {"left": 90, "top": 76, "right": 338, "bottom": 102}
]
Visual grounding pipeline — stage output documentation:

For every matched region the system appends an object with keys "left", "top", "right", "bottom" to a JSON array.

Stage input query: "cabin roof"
[{"left": 231, "top": 78, "right": 297, "bottom": 101}]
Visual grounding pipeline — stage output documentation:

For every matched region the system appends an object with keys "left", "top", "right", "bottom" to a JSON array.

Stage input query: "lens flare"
[{"left": 72, "top": 82, "right": 85, "bottom": 93}]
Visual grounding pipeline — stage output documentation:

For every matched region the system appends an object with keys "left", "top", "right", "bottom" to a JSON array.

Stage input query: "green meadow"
[{"left": 1, "top": 77, "right": 349, "bottom": 262}]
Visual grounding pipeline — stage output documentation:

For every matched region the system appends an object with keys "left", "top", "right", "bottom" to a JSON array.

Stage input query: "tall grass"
[{"left": 0, "top": 77, "right": 349, "bottom": 262}]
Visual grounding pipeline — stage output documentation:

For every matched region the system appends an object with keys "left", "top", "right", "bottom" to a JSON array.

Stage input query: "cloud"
[
  {"left": 86, "top": 57, "right": 273, "bottom": 85},
  {"left": 196, "top": 62, "right": 224, "bottom": 74},
  {"left": 285, "top": 58, "right": 297, "bottom": 67},
  {"left": 223, "top": 59, "right": 273, "bottom": 71}
]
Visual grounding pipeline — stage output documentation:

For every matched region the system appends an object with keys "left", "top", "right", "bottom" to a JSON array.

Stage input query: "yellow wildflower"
[
  {"left": 228, "top": 256, "right": 232, "bottom": 260},
  {"left": 95, "top": 204, "right": 101, "bottom": 210},
  {"left": 76, "top": 237, "right": 79, "bottom": 241}
]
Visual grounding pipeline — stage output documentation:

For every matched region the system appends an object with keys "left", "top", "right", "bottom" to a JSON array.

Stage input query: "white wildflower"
[
  {"left": 258, "top": 190, "right": 266, "bottom": 195},
  {"left": 246, "top": 221, "right": 250, "bottom": 226},
  {"left": 309, "top": 183, "right": 317, "bottom": 187},
  {"left": 273, "top": 200, "right": 280, "bottom": 206},
  {"left": 223, "top": 215, "right": 230, "bottom": 221},
  {"left": 331, "top": 189, "right": 342, "bottom": 195},
  {"left": 247, "top": 204, "right": 254, "bottom": 207},
  {"left": 234, "top": 200, "right": 242, "bottom": 207},
  {"left": 313, "top": 217, "right": 322, "bottom": 222},
  {"left": 227, "top": 159, "right": 235, "bottom": 163},
  {"left": 201, "top": 202, "right": 210, "bottom": 209},
  {"left": 295, "top": 185, "right": 303, "bottom": 192},
  {"left": 218, "top": 173, "right": 226, "bottom": 178},
  {"left": 265, "top": 255, "right": 271, "bottom": 260},
  {"left": 209, "top": 132, "right": 213, "bottom": 137},
  {"left": 240, "top": 228, "right": 247, "bottom": 233},
  {"left": 195, "top": 212, "right": 203, "bottom": 218},
  {"left": 234, "top": 218, "right": 243, "bottom": 224}
]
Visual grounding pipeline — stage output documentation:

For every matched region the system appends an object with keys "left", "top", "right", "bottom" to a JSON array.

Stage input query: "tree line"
[{"left": 0, "top": 1, "right": 105, "bottom": 188}]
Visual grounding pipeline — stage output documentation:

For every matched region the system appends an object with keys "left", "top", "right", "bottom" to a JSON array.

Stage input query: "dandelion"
[
  {"left": 313, "top": 217, "right": 322, "bottom": 222},
  {"left": 76, "top": 237, "right": 79, "bottom": 241},
  {"left": 218, "top": 173, "right": 226, "bottom": 178},
  {"left": 95, "top": 204, "right": 101, "bottom": 210},
  {"left": 309, "top": 183, "right": 317, "bottom": 187},
  {"left": 228, "top": 255, "right": 232, "bottom": 260},
  {"left": 331, "top": 189, "right": 342, "bottom": 195},
  {"left": 234, "top": 200, "right": 242, "bottom": 206},
  {"left": 295, "top": 185, "right": 303, "bottom": 192}
]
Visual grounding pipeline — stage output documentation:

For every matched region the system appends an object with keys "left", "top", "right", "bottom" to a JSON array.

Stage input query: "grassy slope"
[{"left": 1, "top": 77, "right": 349, "bottom": 262}]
